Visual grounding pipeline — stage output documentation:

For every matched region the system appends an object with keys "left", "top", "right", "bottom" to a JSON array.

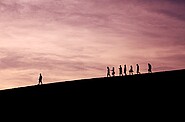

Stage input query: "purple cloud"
[{"left": 0, "top": 0, "right": 185, "bottom": 90}]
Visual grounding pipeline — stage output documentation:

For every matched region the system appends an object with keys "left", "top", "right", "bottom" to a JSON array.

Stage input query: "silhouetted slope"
[
  {"left": 1, "top": 68, "right": 185, "bottom": 120},
  {"left": 0, "top": 69, "right": 184, "bottom": 99}
]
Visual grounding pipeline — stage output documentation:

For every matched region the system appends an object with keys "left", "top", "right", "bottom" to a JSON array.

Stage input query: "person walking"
[
  {"left": 129, "top": 65, "right": 134, "bottom": 75},
  {"left": 119, "top": 65, "right": 123, "bottom": 76},
  {"left": 148, "top": 63, "right": 152, "bottom": 73},
  {"left": 107, "top": 67, "right": 111, "bottom": 77},
  {"left": 124, "top": 64, "right": 127, "bottom": 76},
  {"left": 111, "top": 67, "right": 115, "bottom": 77},
  {"left": 136, "top": 64, "right": 141, "bottom": 74},
  {"left": 38, "top": 73, "right": 43, "bottom": 85}
]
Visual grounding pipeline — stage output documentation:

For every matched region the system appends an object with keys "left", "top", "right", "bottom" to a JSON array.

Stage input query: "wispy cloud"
[{"left": 0, "top": 0, "right": 185, "bottom": 89}]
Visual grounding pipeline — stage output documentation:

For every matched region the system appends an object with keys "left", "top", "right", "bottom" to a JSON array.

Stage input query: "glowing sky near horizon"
[{"left": 0, "top": 0, "right": 185, "bottom": 90}]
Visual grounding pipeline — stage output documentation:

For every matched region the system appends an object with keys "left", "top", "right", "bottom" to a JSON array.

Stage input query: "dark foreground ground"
[
  {"left": 0, "top": 69, "right": 184, "bottom": 99},
  {"left": 0, "top": 69, "right": 184, "bottom": 119}
]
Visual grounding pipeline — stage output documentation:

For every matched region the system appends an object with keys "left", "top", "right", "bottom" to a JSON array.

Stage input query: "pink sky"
[{"left": 0, "top": 0, "right": 185, "bottom": 90}]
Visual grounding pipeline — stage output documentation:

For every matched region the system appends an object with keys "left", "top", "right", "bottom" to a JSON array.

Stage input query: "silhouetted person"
[
  {"left": 111, "top": 67, "right": 115, "bottom": 77},
  {"left": 107, "top": 67, "right": 111, "bottom": 77},
  {"left": 148, "top": 63, "right": 152, "bottom": 73},
  {"left": 119, "top": 65, "right": 123, "bottom": 76},
  {"left": 38, "top": 73, "right": 43, "bottom": 85},
  {"left": 124, "top": 64, "right": 127, "bottom": 76},
  {"left": 129, "top": 65, "right": 134, "bottom": 75},
  {"left": 136, "top": 64, "right": 140, "bottom": 74}
]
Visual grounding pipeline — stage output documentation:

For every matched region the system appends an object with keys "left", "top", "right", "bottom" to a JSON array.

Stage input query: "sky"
[{"left": 0, "top": 0, "right": 185, "bottom": 90}]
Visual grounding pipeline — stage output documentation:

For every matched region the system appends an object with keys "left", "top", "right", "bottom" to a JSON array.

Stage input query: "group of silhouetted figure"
[
  {"left": 36, "top": 63, "right": 152, "bottom": 85},
  {"left": 107, "top": 63, "right": 152, "bottom": 77}
]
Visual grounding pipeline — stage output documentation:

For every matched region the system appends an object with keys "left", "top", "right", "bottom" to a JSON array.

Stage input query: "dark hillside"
[
  {"left": 0, "top": 69, "right": 184, "bottom": 99},
  {"left": 1, "top": 69, "right": 184, "bottom": 118}
]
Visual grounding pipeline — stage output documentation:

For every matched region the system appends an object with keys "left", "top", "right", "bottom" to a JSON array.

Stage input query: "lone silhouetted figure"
[
  {"left": 136, "top": 64, "right": 140, "bottom": 74},
  {"left": 38, "top": 73, "right": 43, "bottom": 85},
  {"left": 107, "top": 67, "right": 111, "bottom": 77},
  {"left": 148, "top": 63, "right": 152, "bottom": 73},
  {"left": 119, "top": 65, "right": 123, "bottom": 76},
  {"left": 111, "top": 67, "right": 115, "bottom": 77},
  {"left": 129, "top": 65, "right": 134, "bottom": 75},
  {"left": 124, "top": 64, "right": 127, "bottom": 76}
]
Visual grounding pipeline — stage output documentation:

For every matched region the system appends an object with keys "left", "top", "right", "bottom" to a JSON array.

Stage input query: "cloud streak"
[{"left": 0, "top": 0, "right": 185, "bottom": 89}]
